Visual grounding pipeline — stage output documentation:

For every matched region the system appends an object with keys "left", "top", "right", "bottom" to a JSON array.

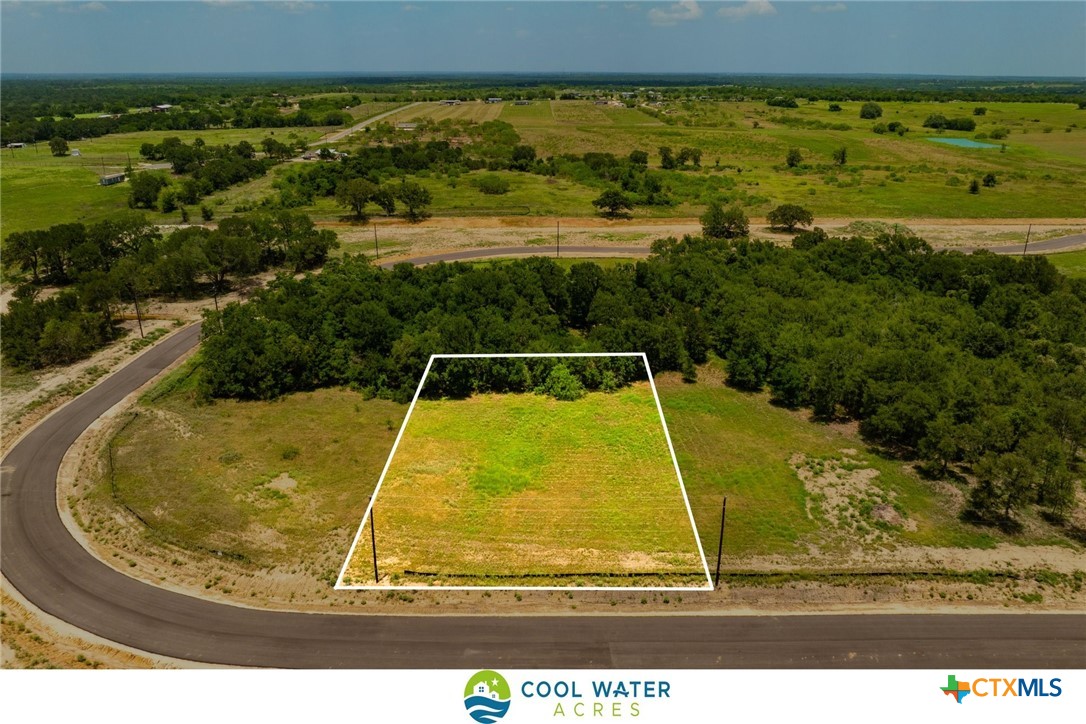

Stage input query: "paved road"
[
  {"left": 962, "top": 231, "right": 1086, "bottom": 255},
  {"left": 309, "top": 102, "right": 424, "bottom": 147},
  {"left": 378, "top": 245, "right": 648, "bottom": 268},
  {"left": 3, "top": 258, "right": 1086, "bottom": 668}
]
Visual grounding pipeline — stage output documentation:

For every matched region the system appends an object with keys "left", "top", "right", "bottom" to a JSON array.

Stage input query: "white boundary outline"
[{"left": 334, "top": 352, "right": 714, "bottom": 591}]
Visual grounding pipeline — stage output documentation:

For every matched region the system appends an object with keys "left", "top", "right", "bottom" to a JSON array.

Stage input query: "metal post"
[
  {"left": 370, "top": 502, "right": 379, "bottom": 583},
  {"left": 373, "top": 223, "right": 379, "bottom": 260},
  {"left": 1022, "top": 224, "right": 1032, "bottom": 257},
  {"left": 714, "top": 496, "right": 727, "bottom": 588}
]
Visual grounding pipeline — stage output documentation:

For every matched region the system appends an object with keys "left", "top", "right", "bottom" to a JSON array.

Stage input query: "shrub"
[
  {"left": 859, "top": 102, "right": 883, "bottom": 119},
  {"left": 474, "top": 174, "right": 510, "bottom": 195},
  {"left": 538, "top": 364, "right": 585, "bottom": 401}
]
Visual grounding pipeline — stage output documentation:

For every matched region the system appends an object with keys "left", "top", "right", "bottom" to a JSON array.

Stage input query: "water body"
[{"left": 927, "top": 137, "right": 1001, "bottom": 149}]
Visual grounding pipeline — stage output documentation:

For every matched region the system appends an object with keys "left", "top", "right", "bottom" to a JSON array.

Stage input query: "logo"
[
  {"left": 941, "top": 675, "right": 971, "bottom": 704},
  {"left": 465, "top": 670, "right": 512, "bottom": 723},
  {"left": 940, "top": 674, "right": 1062, "bottom": 703}
]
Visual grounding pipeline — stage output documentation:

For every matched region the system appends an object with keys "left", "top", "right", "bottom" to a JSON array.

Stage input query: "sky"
[{"left": 1, "top": 1, "right": 1083, "bottom": 77}]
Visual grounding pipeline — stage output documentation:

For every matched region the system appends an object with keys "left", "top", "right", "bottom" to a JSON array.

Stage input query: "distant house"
[
  {"left": 484, "top": 97, "right": 502, "bottom": 104},
  {"left": 6, "top": 142, "right": 25, "bottom": 149},
  {"left": 301, "top": 151, "right": 319, "bottom": 160},
  {"left": 71, "top": 149, "right": 81, "bottom": 156},
  {"left": 439, "top": 99, "right": 462, "bottom": 106},
  {"left": 151, "top": 104, "right": 174, "bottom": 113},
  {"left": 99, "top": 172, "right": 126, "bottom": 186},
  {"left": 514, "top": 100, "right": 531, "bottom": 106}
]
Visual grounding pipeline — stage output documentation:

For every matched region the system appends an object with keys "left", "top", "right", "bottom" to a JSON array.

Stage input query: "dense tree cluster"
[
  {"left": 2, "top": 212, "right": 338, "bottom": 369},
  {"left": 923, "top": 115, "right": 978, "bottom": 132},
  {"left": 198, "top": 234, "right": 1085, "bottom": 525}
]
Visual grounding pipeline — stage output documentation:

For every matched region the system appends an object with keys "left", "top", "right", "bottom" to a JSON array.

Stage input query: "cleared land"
[
  {"left": 87, "top": 353, "right": 1084, "bottom": 610},
  {"left": 340, "top": 379, "right": 707, "bottom": 588},
  {"left": 1049, "top": 249, "right": 1086, "bottom": 278}
]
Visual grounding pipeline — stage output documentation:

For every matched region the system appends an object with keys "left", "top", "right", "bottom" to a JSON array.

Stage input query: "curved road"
[{"left": 3, "top": 252, "right": 1085, "bottom": 668}]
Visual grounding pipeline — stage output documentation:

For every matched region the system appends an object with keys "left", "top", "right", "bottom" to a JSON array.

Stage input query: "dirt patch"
[
  {"left": 793, "top": 453, "right": 916, "bottom": 544},
  {"left": 266, "top": 472, "right": 298, "bottom": 492}
]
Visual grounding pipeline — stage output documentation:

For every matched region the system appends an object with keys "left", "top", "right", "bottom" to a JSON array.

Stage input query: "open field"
[
  {"left": 86, "top": 351, "right": 1085, "bottom": 609},
  {"left": 341, "top": 378, "right": 707, "bottom": 588},
  {"left": 4, "top": 99, "right": 1083, "bottom": 237},
  {"left": 0, "top": 127, "right": 331, "bottom": 235},
  {"left": 1049, "top": 249, "right": 1086, "bottom": 278},
  {"left": 385, "top": 100, "right": 504, "bottom": 124}
]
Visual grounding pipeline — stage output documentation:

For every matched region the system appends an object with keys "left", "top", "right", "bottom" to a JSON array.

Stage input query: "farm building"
[
  {"left": 99, "top": 173, "right": 126, "bottom": 186},
  {"left": 514, "top": 100, "right": 531, "bottom": 106},
  {"left": 485, "top": 97, "right": 502, "bottom": 104},
  {"left": 439, "top": 99, "right": 462, "bottom": 106},
  {"left": 151, "top": 104, "right": 174, "bottom": 113},
  {"left": 395, "top": 122, "right": 419, "bottom": 131}
]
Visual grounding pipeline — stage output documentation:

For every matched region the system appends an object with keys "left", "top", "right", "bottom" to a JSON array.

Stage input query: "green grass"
[
  {"left": 1048, "top": 249, "right": 1086, "bottom": 278},
  {"left": 343, "top": 377, "right": 706, "bottom": 586},
  {"left": 102, "top": 357, "right": 1075, "bottom": 583},
  {"left": 105, "top": 363, "right": 405, "bottom": 566},
  {"left": 0, "top": 127, "right": 331, "bottom": 235}
]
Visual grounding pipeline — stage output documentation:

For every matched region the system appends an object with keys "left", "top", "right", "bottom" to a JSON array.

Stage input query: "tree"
[
  {"left": 658, "top": 146, "right": 676, "bottom": 170},
  {"left": 49, "top": 137, "right": 70, "bottom": 157},
  {"left": 591, "top": 189, "right": 632, "bottom": 219},
  {"left": 180, "top": 206, "right": 190, "bottom": 224},
  {"left": 200, "top": 232, "right": 260, "bottom": 312},
  {"left": 969, "top": 452, "right": 1036, "bottom": 522},
  {"left": 832, "top": 146, "right": 847, "bottom": 166},
  {"left": 828, "top": 103, "right": 842, "bottom": 112},
  {"left": 982, "top": 172, "right": 998, "bottom": 188},
  {"left": 3, "top": 230, "right": 44, "bottom": 283},
  {"left": 335, "top": 178, "right": 377, "bottom": 221},
  {"left": 974, "top": 107, "right": 988, "bottom": 116},
  {"left": 785, "top": 147, "right": 803, "bottom": 168},
  {"left": 372, "top": 185, "right": 397, "bottom": 216},
  {"left": 700, "top": 202, "right": 748, "bottom": 239},
  {"left": 201, "top": 205, "right": 215, "bottom": 221},
  {"left": 767, "top": 204, "right": 814, "bottom": 232},
  {"left": 969, "top": 179, "right": 981, "bottom": 194},
  {"left": 395, "top": 180, "right": 432, "bottom": 222},
  {"left": 628, "top": 150, "right": 649, "bottom": 167},
  {"left": 128, "top": 172, "right": 167, "bottom": 209},
  {"left": 859, "top": 102, "right": 883, "bottom": 119}
]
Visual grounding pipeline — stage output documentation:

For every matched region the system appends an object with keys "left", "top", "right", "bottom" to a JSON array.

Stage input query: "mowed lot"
[{"left": 341, "top": 380, "right": 708, "bottom": 588}]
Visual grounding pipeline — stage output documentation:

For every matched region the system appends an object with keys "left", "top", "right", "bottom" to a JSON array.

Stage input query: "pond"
[{"left": 927, "top": 137, "right": 1001, "bottom": 149}]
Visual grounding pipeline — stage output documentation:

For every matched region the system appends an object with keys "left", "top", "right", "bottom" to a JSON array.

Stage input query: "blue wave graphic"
[{"left": 464, "top": 695, "right": 510, "bottom": 723}]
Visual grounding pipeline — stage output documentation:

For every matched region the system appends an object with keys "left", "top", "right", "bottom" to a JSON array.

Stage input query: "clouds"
[
  {"left": 648, "top": 1, "right": 703, "bottom": 27},
  {"left": 810, "top": 3, "right": 847, "bottom": 13},
  {"left": 717, "top": 1, "right": 776, "bottom": 22}
]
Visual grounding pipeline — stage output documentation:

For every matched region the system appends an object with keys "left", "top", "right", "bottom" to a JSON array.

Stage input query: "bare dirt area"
[{"left": 329, "top": 216, "right": 1086, "bottom": 262}]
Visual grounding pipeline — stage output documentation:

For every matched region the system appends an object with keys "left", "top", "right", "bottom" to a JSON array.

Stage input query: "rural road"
[
  {"left": 377, "top": 232, "right": 1086, "bottom": 269},
  {"left": 960, "top": 231, "right": 1086, "bottom": 255},
  {"left": 3, "top": 249, "right": 1086, "bottom": 669},
  {"left": 309, "top": 102, "right": 423, "bottom": 146}
]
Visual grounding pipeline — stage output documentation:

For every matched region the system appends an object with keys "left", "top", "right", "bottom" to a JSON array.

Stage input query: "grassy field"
[
  {"left": 103, "top": 350, "right": 1082, "bottom": 592},
  {"left": 103, "top": 359, "right": 405, "bottom": 566},
  {"left": 655, "top": 366, "right": 1004, "bottom": 560},
  {"left": 0, "top": 127, "right": 332, "bottom": 235},
  {"left": 341, "top": 377, "right": 708, "bottom": 587},
  {"left": 5, "top": 98, "right": 1083, "bottom": 236},
  {"left": 1049, "top": 249, "right": 1086, "bottom": 278}
]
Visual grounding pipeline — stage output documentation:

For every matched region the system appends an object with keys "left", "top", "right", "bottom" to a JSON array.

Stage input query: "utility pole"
[
  {"left": 1022, "top": 224, "right": 1032, "bottom": 257},
  {"left": 373, "top": 223, "right": 379, "bottom": 260},
  {"left": 714, "top": 496, "right": 727, "bottom": 588},
  {"left": 556, "top": 220, "right": 560, "bottom": 258},
  {"left": 369, "top": 501, "right": 379, "bottom": 584}
]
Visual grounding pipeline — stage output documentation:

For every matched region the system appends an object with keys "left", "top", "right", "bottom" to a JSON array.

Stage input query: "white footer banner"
[{"left": 1, "top": 669, "right": 1076, "bottom": 723}]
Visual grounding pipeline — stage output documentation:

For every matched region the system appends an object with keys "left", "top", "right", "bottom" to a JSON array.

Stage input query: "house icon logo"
[{"left": 464, "top": 669, "right": 511, "bottom": 723}]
